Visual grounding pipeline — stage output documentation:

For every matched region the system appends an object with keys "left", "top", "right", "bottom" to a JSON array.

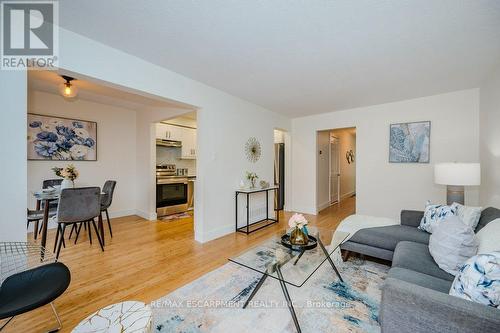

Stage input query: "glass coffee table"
[{"left": 229, "top": 228, "right": 349, "bottom": 333}]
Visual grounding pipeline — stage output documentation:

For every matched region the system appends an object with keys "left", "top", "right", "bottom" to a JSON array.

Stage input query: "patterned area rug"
[
  {"left": 158, "top": 212, "right": 192, "bottom": 221},
  {"left": 152, "top": 257, "right": 389, "bottom": 332}
]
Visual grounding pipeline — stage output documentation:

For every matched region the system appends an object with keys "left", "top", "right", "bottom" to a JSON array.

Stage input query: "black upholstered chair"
[
  {"left": 100, "top": 180, "right": 117, "bottom": 238},
  {"left": 39, "top": 179, "right": 63, "bottom": 213},
  {"left": 54, "top": 187, "right": 104, "bottom": 259},
  {"left": 42, "top": 179, "right": 63, "bottom": 189},
  {"left": 26, "top": 209, "right": 44, "bottom": 240},
  {"left": 0, "top": 262, "right": 71, "bottom": 331}
]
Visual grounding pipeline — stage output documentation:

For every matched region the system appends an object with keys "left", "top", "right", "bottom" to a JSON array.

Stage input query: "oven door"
[{"left": 156, "top": 181, "right": 188, "bottom": 208}]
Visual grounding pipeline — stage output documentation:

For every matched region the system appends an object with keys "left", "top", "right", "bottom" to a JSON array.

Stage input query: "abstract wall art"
[{"left": 389, "top": 121, "right": 430, "bottom": 163}]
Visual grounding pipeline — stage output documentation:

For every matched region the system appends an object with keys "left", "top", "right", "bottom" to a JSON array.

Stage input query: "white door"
[{"left": 330, "top": 136, "right": 340, "bottom": 204}]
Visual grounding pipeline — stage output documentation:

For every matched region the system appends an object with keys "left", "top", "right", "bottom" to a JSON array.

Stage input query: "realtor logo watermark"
[{"left": 1, "top": 0, "right": 58, "bottom": 70}]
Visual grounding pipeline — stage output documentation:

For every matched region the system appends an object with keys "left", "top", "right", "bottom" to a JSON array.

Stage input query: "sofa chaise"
[{"left": 340, "top": 207, "right": 500, "bottom": 333}]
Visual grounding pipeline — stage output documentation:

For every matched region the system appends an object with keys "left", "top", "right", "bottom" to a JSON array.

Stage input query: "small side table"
[
  {"left": 72, "top": 301, "right": 152, "bottom": 333},
  {"left": 235, "top": 186, "right": 279, "bottom": 234}
]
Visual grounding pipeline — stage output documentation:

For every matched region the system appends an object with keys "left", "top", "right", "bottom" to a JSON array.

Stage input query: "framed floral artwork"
[{"left": 27, "top": 114, "right": 97, "bottom": 161}]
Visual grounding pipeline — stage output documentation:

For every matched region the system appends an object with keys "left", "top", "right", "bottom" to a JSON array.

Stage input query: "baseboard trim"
[
  {"left": 108, "top": 209, "right": 137, "bottom": 219},
  {"left": 317, "top": 200, "right": 332, "bottom": 212},
  {"left": 135, "top": 210, "right": 157, "bottom": 221},
  {"left": 340, "top": 191, "right": 356, "bottom": 200},
  {"left": 197, "top": 224, "right": 234, "bottom": 243}
]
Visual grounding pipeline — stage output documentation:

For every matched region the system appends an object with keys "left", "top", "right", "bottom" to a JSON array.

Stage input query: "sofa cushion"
[
  {"left": 419, "top": 202, "right": 458, "bottom": 233},
  {"left": 449, "top": 252, "right": 500, "bottom": 308},
  {"left": 477, "top": 218, "right": 500, "bottom": 254},
  {"left": 429, "top": 216, "right": 478, "bottom": 275},
  {"left": 349, "top": 225, "right": 430, "bottom": 252},
  {"left": 392, "top": 241, "right": 455, "bottom": 281},
  {"left": 476, "top": 207, "right": 500, "bottom": 232},
  {"left": 388, "top": 267, "right": 452, "bottom": 293},
  {"left": 452, "top": 202, "right": 482, "bottom": 230}
]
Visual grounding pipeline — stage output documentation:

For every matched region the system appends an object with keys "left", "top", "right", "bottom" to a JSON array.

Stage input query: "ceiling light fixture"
[{"left": 58, "top": 75, "right": 78, "bottom": 99}]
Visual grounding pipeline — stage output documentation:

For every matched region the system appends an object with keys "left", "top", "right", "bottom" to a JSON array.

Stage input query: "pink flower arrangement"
[{"left": 288, "top": 213, "right": 308, "bottom": 229}]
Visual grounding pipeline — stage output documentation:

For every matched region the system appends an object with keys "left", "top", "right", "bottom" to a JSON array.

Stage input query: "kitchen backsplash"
[{"left": 156, "top": 146, "right": 196, "bottom": 175}]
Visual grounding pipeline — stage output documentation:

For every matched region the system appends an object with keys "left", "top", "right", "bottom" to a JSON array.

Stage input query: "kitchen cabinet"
[
  {"left": 156, "top": 123, "right": 196, "bottom": 159},
  {"left": 180, "top": 127, "right": 196, "bottom": 159},
  {"left": 156, "top": 123, "right": 182, "bottom": 141}
]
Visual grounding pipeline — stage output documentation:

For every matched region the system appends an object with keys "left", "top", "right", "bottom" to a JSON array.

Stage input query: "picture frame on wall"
[
  {"left": 389, "top": 121, "right": 430, "bottom": 163},
  {"left": 27, "top": 113, "right": 97, "bottom": 161}
]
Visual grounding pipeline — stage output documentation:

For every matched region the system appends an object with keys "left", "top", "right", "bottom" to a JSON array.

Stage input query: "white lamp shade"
[{"left": 434, "top": 163, "right": 481, "bottom": 186}]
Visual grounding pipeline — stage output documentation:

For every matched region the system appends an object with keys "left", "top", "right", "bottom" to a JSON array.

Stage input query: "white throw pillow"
[
  {"left": 451, "top": 202, "right": 482, "bottom": 230},
  {"left": 429, "top": 216, "right": 478, "bottom": 275},
  {"left": 419, "top": 201, "right": 458, "bottom": 233},
  {"left": 449, "top": 252, "right": 500, "bottom": 308},
  {"left": 476, "top": 218, "right": 500, "bottom": 254}
]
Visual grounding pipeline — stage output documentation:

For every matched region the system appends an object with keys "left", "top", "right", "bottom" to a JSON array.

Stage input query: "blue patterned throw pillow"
[
  {"left": 449, "top": 252, "right": 500, "bottom": 308},
  {"left": 418, "top": 201, "right": 458, "bottom": 233}
]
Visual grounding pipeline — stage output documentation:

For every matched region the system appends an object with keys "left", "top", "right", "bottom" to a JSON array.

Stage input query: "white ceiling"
[
  {"left": 59, "top": 0, "right": 500, "bottom": 117},
  {"left": 29, "top": 70, "right": 195, "bottom": 112}
]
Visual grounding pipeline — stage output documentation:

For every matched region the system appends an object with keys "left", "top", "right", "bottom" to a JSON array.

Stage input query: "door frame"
[{"left": 329, "top": 134, "right": 340, "bottom": 205}]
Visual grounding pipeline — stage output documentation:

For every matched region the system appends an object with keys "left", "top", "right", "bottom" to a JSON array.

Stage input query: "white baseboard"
[
  {"left": 135, "top": 210, "right": 157, "bottom": 221},
  {"left": 196, "top": 223, "right": 234, "bottom": 243},
  {"left": 291, "top": 205, "right": 317, "bottom": 216},
  {"left": 340, "top": 191, "right": 356, "bottom": 201},
  {"left": 27, "top": 209, "right": 156, "bottom": 233},
  {"left": 108, "top": 209, "right": 138, "bottom": 219},
  {"left": 317, "top": 200, "right": 331, "bottom": 212}
]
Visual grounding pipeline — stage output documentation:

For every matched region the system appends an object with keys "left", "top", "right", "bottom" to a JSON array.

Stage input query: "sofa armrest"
[
  {"left": 400, "top": 210, "right": 424, "bottom": 227},
  {"left": 380, "top": 277, "right": 500, "bottom": 333}
]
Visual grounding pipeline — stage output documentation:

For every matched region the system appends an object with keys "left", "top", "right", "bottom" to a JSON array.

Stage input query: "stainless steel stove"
[{"left": 156, "top": 164, "right": 189, "bottom": 217}]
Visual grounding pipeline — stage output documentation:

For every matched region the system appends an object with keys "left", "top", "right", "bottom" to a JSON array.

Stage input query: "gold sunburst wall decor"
[{"left": 245, "top": 137, "right": 261, "bottom": 163}]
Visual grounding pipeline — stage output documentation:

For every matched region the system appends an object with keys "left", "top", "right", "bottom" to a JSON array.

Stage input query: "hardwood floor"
[{"left": 4, "top": 197, "right": 355, "bottom": 332}]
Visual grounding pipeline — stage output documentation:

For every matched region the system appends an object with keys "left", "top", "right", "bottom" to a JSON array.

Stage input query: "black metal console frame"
[{"left": 235, "top": 187, "right": 280, "bottom": 234}]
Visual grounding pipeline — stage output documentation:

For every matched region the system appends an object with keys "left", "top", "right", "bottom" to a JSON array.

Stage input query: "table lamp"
[{"left": 434, "top": 163, "right": 480, "bottom": 205}]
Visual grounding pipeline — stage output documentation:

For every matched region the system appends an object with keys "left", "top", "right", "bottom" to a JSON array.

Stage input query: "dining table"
[{"left": 33, "top": 189, "right": 107, "bottom": 258}]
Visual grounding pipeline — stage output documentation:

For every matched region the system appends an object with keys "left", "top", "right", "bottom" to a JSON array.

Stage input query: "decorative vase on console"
[
  {"left": 52, "top": 164, "right": 79, "bottom": 190},
  {"left": 246, "top": 171, "right": 258, "bottom": 189},
  {"left": 288, "top": 213, "right": 309, "bottom": 245}
]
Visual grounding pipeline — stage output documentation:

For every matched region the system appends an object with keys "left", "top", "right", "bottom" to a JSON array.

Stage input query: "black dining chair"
[
  {"left": 0, "top": 262, "right": 71, "bottom": 331},
  {"left": 100, "top": 180, "right": 117, "bottom": 238},
  {"left": 26, "top": 209, "right": 44, "bottom": 240},
  {"left": 37, "top": 178, "right": 63, "bottom": 213},
  {"left": 53, "top": 187, "right": 104, "bottom": 259}
]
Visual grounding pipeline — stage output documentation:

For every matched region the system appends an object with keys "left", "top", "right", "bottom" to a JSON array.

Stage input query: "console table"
[{"left": 235, "top": 186, "right": 279, "bottom": 234}]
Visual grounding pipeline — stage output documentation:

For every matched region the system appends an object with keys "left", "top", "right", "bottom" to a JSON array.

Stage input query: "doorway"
[{"left": 316, "top": 127, "right": 356, "bottom": 213}]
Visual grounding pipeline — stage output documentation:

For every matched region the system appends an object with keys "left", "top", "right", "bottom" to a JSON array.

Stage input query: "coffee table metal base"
[{"left": 241, "top": 238, "right": 344, "bottom": 333}]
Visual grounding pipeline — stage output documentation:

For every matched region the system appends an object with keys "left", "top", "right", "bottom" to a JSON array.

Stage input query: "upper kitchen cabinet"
[
  {"left": 180, "top": 127, "right": 196, "bottom": 159},
  {"left": 156, "top": 123, "right": 196, "bottom": 159},
  {"left": 156, "top": 123, "right": 183, "bottom": 141}
]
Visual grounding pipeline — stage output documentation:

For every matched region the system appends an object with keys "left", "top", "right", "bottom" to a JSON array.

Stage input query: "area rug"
[
  {"left": 158, "top": 212, "right": 192, "bottom": 221},
  {"left": 151, "top": 257, "right": 389, "bottom": 332}
]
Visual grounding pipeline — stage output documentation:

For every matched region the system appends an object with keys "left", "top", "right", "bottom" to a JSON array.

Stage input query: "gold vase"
[{"left": 290, "top": 227, "right": 309, "bottom": 245}]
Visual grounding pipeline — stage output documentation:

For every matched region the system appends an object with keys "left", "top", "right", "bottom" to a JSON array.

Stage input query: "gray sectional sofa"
[{"left": 340, "top": 207, "right": 500, "bottom": 333}]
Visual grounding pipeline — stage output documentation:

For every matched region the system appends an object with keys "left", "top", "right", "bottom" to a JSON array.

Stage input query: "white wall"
[
  {"left": 27, "top": 90, "right": 138, "bottom": 229},
  {"left": 38, "top": 28, "right": 290, "bottom": 242},
  {"left": 291, "top": 89, "right": 480, "bottom": 219},
  {"left": 332, "top": 128, "right": 356, "bottom": 199},
  {"left": 479, "top": 66, "right": 500, "bottom": 208},
  {"left": 0, "top": 71, "right": 27, "bottom": 242}
]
